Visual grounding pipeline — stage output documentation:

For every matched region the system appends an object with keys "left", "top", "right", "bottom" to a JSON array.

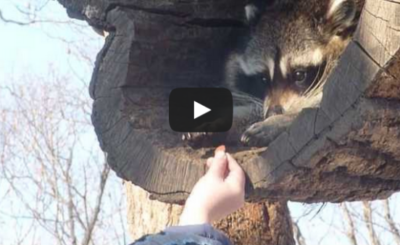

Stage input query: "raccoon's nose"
[{"left": 265, "top": 105, "right": 284, "bottom": 118}]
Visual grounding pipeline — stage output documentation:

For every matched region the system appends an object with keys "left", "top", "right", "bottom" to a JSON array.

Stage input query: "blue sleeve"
[{"left": 164, "top": 224, "right": 233, "bottom": 245}]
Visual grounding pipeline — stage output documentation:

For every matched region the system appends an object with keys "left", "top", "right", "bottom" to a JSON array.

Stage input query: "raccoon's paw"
[
  {"left": 182, "top": 132, "right": 209, "bottom": 142},
  {"left": 181, "top": 120, "right": 222, "bottom": 143},
  {"left": 181, "top": 131, "right": 216, "bottom": 148},
  {"left": 181, "top": 120, "right": 231, "bottom": 147},
  {"left": 240, "top": 122, "right": 279, "bottom": 147},
  {"left": 241, "top": 115, "right": 294, "bottom": 147}
]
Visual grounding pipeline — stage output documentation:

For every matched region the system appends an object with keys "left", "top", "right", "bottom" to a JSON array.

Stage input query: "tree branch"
[
  {"left": 341, "top": 203, "right": 358, "bottom": 245},
  {"left": 0, "top": 9, "right": 37, "bottom": 26},
  {"left": 81, "top": 161, "right": 110, "bottom": 245},
  {"left": 362, "top": 201, "right": 381, "bottom": 245},
  {"left": 383, "top": 200, "right": 400, "bottom": 245}
]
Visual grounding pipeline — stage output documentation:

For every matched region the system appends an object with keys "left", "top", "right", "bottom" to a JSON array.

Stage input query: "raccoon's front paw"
[
  {"left": 181, "top": 120, "right": 222, "bottom": 145},
  {"left": 241, "top": 115, "right": 293, "bottom": 147},
  {"left": 182, "top": 132, "right": 210, "bottom": 142},
  {"left": 182, "top": 131, "right": 226, "bottom": 148},
  {"left": 181, "top": 120, "right": 231, "bottom": 147},
  {"left": 240, "top": 122, "right": 276, "bottom": 147}
]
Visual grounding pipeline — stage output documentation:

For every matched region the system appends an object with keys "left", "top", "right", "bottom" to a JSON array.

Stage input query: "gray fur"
[{"left": 225, "top": 0, "right": 364, "bottom": 146}]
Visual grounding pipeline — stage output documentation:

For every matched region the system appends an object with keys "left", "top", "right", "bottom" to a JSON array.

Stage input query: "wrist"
[{"left": 179, "top": 208, "right": 211, "bottom": 226}]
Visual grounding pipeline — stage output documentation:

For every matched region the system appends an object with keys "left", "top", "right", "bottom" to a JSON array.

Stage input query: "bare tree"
[
  {"left": 0, "top": 0, "right": 75, "bottom": 26},
  {"left": 2, "top": 1, "right": 400, "bottom": 245},
  {"left": 0, "top": 71, "right": 126, "bottom": 245},
  {"left": 0, "top": 2, "right": 126, "bottom": 243}
]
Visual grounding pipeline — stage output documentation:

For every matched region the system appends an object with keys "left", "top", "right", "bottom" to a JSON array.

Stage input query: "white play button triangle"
[{"left": 194, "top": 101, "right": 211, "bottom": 119}]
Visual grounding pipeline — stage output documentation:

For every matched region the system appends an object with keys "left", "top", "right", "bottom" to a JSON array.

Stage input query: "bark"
[
  {"left": 57, "top": 0, "right": 400, "bottom": 204},
  {"left": 56, "top": 0, "right": 400, "bottom": 244},
  {"left": 125, "top": 182, "right": 183, "bottom": 240},
  {"left": 215, "top": 201, "right": 294, "bottom": 245},
  {"left": 126, "top": 182, "right": 295, "bottom": 245}
]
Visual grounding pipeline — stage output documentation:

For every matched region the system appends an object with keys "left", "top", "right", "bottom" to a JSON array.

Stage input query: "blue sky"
[
  {"left": 0, "top": 0, "right": 102, "bottom": 88},
  {"left": 0, "top": 1, "right": 128, "bottom": 244}
]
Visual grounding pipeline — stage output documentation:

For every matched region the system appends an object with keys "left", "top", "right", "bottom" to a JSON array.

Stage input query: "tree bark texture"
[{"left": 57, "top": 0, "right": 400, "bottom": 203}]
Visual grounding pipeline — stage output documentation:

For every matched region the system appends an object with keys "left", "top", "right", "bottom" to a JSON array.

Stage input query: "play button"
[
  {"left": 194, "top": 101, "right": 211, "bottom": 119},
  {"left": 169, "top": 88, "right": 233, "bottom": 132}
]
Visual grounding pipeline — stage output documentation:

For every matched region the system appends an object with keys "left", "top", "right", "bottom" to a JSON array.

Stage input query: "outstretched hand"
[{"left": 179, "top": 146, "right": 246, "bottom": 225}]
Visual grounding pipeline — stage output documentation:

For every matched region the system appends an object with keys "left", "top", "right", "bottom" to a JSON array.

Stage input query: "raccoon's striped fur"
[{"left": 225, "top": 0, "right": 365, "bottom": 146}]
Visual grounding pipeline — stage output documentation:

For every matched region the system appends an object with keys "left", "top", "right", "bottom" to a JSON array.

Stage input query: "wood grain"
[{"left": 58, "top": 0, "right": 400, "bottom": 203}]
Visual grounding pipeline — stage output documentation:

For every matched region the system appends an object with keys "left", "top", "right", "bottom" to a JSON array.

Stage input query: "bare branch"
[
  {"left": 81, "top": 161, "right": 110, "bottom": 245},
  {"left": 0, "top": 8, "right": 78, "bottom": 26},
  {"left": 66, "top": 148, "right": 78, "bottom": 245},
  {"left": 362, "top": 201, "right": 381, "bottom": 245},
  {"left": 383, "top": 199, "right": 400, "bottom": 245},
  {"left": 341, "top": 203, "right": 358, "bottom": 245},
  {"left": 0, "top": 9, "right": 36, "bottom": 26},
  {"left": 292, "top": 221, "right": 307, "bottom": 245}
]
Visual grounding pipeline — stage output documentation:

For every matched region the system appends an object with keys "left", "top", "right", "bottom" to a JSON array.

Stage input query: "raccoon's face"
[{"left": 228, "top": 0, "right": 359, "bottom": 118}]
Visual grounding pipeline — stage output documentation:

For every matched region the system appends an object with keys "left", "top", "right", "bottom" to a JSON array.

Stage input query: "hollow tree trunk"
[
  {"left": 57, "top": 0, "right": 400, "bottom": 205},
  {"left": 126, "top": 182, "right": 294, "bottom": 245},
  {"left": 58, "top": 0, "right": 296, "bottom": 244},
  {"left": 56, "top": 0, "right": 399, "bottom": 244}
]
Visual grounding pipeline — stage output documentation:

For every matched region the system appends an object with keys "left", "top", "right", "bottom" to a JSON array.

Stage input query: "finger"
[
  {"left": 207, "top": 148, "right": 228, "bottom": 178},
  {"left": 206, "top": 157, "right": 214, "bottom": 168},
  {"left": 225, "top": 153, "right": 246, "bottom": 188},
  {"left": 215, "top": 145, "right": 226, "bottom": 153}
]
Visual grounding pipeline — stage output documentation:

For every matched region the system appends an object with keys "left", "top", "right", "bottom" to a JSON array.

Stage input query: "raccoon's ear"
[
  {"left": 245, "top": 0, "right": 275, "bottom": 25},
  {"left": 245, "top": 3, "right": 261, "bottom": 25},
  {"left": 324, "top": 0, "right": 357, "bottom": 36}
]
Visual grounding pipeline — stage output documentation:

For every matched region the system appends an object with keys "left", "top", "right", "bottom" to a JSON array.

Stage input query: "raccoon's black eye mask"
[
  {"left": 234, "top": 61, "right": 326, "bottom": 100},
  {"left": 290, "top": 62, "right": 327, "bottom": 94},
  {"left": 235, "top": 72, "right": 269, "bottom": 100},
  {"left": 291, "top": 67, "right": 319, "bottom": 89}
]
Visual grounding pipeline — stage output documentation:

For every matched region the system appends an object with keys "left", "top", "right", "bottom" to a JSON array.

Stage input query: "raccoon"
[{"left": 225, "top": 0, "right": 364, "bottom": 146}]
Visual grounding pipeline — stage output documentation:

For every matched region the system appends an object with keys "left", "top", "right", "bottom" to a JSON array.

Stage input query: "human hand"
[{"left": 179, "top": 146, "right": 246, "bottom": 225}]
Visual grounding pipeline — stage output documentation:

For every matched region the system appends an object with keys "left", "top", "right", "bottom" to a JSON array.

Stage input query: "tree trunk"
[
  {"left": 125, "top": 182, "right": 183, "bottom": 239},
  {"left": 57, "top": 0, "right": 400, "bottom": 204},
  {"left": 56, "top": 0, "right": 400, "bottom": 244},
  {"left": 126, "top": 182, "right": 294, "bottom": 245},
  {"left": 214, "top": 201, "right": 294, "bottom": 245}
]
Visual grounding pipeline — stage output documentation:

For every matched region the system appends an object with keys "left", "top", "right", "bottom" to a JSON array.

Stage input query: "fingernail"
[
  {"left": 215, "top": 145, "right": 226, "bottom": 159},
  {"left": 215, "top": 145, "right": 226, "bottom": 153}
]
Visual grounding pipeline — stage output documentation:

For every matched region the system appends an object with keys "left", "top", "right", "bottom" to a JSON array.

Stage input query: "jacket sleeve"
[{"left": 164, "top": 224, "right": 233, "bottom": 245}]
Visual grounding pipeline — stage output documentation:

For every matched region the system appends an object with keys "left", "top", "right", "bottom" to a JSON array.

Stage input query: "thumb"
[{"left": 207, "top": 146, "right": 228, "bottom": 178}]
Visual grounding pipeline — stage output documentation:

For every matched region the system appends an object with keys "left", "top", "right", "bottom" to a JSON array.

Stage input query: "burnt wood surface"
[{"left": 58, "top": 0, "right": 400, "bottom": 203}]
